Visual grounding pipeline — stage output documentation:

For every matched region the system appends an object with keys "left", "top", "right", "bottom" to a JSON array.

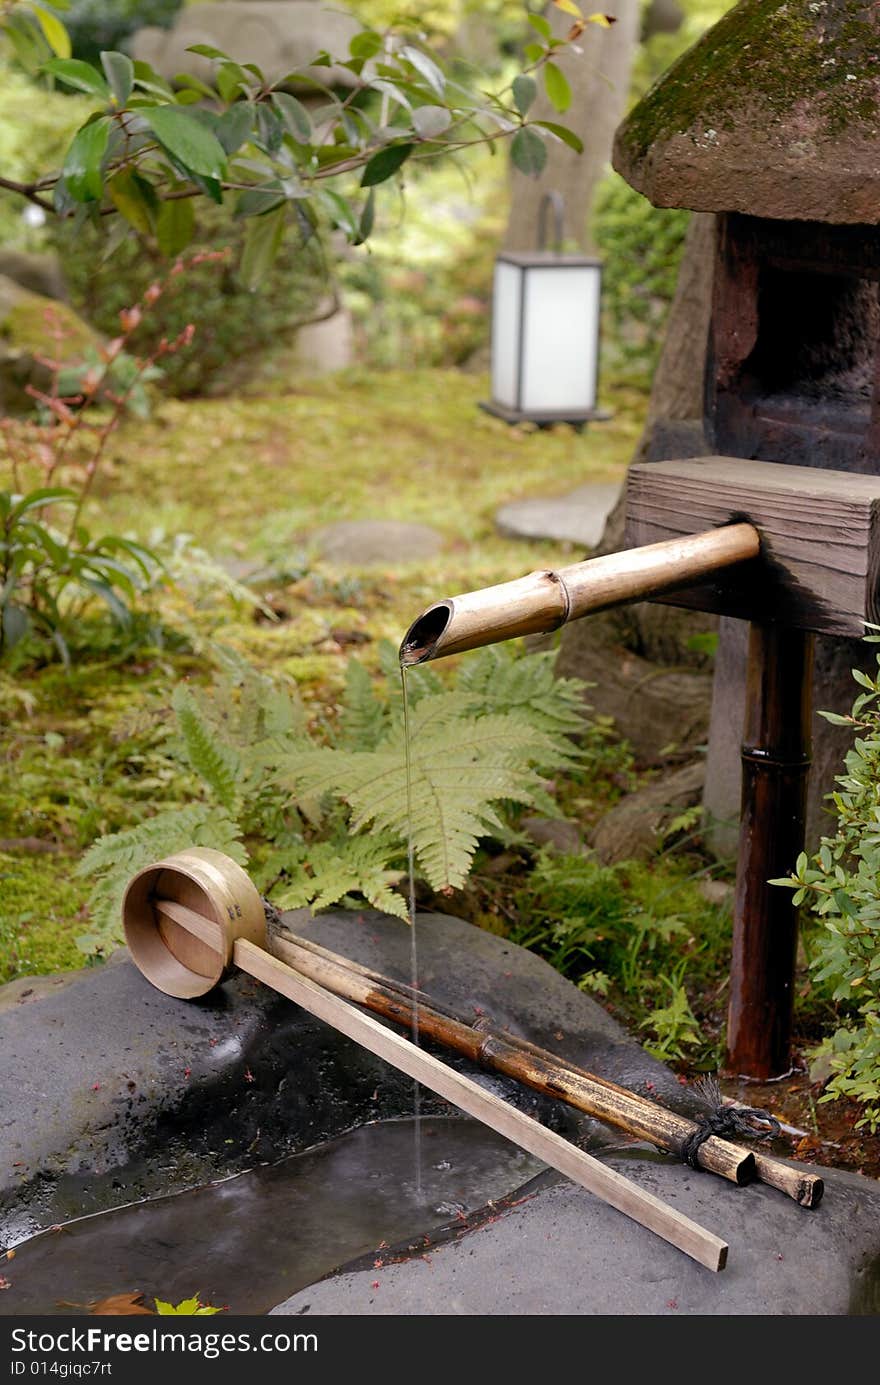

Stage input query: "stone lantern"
[{"left": 611, "top": 0, "right": 880, "bottom": 1076}]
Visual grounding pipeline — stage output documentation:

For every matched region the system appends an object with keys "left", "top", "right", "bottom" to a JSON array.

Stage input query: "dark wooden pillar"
[{"left": 726, "top": 623, "right": 813, "bottom": 1079}]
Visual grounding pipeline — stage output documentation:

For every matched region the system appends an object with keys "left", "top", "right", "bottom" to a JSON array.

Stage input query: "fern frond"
[
  {"left": 75, "top": 804, "right": 246, "bottom": 954},
  {"left": 172, "top": 684, "right": 242, "bottom": 813},
  {"left": 270, "top": 833, "right": 408, "bottom": 920},
  {"left": 458, "top": 644, "right": 589, "bottom": 741},
  {"left": 337, "top": 657, "right": 389, "bottom": 750},
  {"left": 275, "top": 704, "right": 560, "bottom": 890}
]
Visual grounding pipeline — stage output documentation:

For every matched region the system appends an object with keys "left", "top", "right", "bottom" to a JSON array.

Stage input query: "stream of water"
[{"left": 400, "top": 664, "right": 422, "bottom": 1195}]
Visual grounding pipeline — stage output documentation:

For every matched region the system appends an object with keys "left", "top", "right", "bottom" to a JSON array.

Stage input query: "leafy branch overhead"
[{"left": 0, "top": 0, "right": 606, "bottom": 282}]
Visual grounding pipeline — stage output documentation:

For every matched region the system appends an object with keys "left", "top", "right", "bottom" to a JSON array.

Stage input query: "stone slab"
[
  {"left": 271, "top": 1158, "right": 880, "bottom": 1316},
  {"left": 311, "top": 520, "right": 444, "bottom": 566},
  {"left": 495, "top": 483, "right": 622, "bottom": 548}
]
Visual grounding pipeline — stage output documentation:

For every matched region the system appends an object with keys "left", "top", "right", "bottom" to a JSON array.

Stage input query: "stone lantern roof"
[{"left": 613, "top": 0, "right": 880, "bottom": 223}]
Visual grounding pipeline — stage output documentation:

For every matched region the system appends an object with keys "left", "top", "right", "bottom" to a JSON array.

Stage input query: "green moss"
[
  {"left": 0, "top": 852, "right": 90, "bottom": 983},
  {"left": 1, "top": 294, "right": 96, "bottom": 359},
  {"left": 620, "top": 0, "right": 880, "bottom": 161}
]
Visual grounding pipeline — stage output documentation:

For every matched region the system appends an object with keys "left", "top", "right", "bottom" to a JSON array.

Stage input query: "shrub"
[
  {"left": 775, "top": 633, "right": 880, "bottom": 1132},
  {"left": 591, "top": 172, "right": 690, "bottom": 388},
  {"left": 54, "top": 207, "right": 328, "bottom": 397},
  {"left": 0, "top": 60, "right": 90, "bottom": 248}
]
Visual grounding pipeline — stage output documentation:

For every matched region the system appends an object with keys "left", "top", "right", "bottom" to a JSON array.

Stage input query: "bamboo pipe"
[
  {"left": 399, "top": 522, "right": 760, "bottom": 665},
  {"left": 272, "top": 928, "right": 823, "bottom": 1207},
  {"left": 265, "top": 927, "right": 752, "bottom": 1187},
  {"left": 146, "top": 897, "right": 727, "bottom": 1271}
]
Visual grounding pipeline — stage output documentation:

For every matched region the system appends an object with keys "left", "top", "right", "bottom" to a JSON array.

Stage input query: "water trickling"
[{"left": 400, "top": 664, "right": 422, "bottom": 1195}]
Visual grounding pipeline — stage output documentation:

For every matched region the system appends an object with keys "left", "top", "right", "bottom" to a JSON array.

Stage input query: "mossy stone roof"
[{"left": 613, "top": 0, "right": 880, "bottom": 223}]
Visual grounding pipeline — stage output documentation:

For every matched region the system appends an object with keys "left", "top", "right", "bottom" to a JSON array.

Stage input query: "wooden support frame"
[{"left": 624, "top": 456, "right": 880, "bottom": 636}]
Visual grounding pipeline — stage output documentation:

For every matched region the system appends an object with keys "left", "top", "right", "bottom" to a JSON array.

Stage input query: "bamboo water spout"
[{"left": 399, "top": 522, "right": 760, "bottom": 666}]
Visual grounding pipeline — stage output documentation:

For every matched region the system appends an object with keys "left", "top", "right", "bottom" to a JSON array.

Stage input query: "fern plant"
[{"left": 77, "top": 641, "right": 593, "bottom": 951}]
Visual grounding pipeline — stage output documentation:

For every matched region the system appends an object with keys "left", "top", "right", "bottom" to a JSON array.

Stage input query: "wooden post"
[{"left": 726, "top": 624, "right": 814, "bottom": 1078}]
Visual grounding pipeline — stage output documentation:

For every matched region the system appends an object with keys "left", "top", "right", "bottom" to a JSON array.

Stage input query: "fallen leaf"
[{"left": 90, "top": 1292, "right": 154, "bottom": 1315}]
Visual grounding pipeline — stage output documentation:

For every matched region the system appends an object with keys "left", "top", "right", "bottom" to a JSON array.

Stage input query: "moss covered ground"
[{"left": 0, "top": 366, "right": 641, "bottom": 981}]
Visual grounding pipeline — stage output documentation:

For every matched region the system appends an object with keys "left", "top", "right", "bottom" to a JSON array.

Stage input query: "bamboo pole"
[
  {"left": 234, "top": 937, "right": 729, "bottom": 1272},
  {"left": 399, "top": 522, "right": 760, "bottom": 665},
  {"left": 270, "top": 924, "right": 823, "bottom": 1208},
  {"left": 151, "top": 898, "right": 728, "bottom": 1270}
]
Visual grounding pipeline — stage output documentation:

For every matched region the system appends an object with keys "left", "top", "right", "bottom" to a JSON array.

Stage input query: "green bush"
[
  {"left": 592, "top": 172, "right": 690, "bottom": 388},
  {"left": 776, "top": 634, "right": 880, "bottom": 1132},
  {"left": 64, "top": 0, "right": 182, "bottom": 64},
  {"left": 54, "top": 208, "right": 328, "bottom": 397}
]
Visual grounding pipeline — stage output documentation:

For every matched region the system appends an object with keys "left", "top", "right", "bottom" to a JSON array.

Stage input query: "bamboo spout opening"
[
  {"left": 399, "top": 522, "right": 761, "bottom": 667},
  {"left": 400, "top": 600, "right": 453, "bottom": 666}
]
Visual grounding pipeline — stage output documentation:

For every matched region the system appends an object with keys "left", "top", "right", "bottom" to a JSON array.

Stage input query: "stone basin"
[{"left": 1, "top": 911, "right": 878, "bottom": 1316}]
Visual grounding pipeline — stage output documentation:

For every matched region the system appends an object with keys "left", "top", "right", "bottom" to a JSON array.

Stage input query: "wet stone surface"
[
  {"left": 5, "top": 1118, "right": 543, "bottom": 1316},
  {"left": 0, "top": 908, "right": 877, "bottom": 1315}
]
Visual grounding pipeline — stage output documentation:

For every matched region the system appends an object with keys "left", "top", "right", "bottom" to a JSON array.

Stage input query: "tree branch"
[{"left": 0, "top": 174, "right": 54, "bottom": 212}]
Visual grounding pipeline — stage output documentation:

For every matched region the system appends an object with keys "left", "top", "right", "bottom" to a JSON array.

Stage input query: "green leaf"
[
  {"left": 320, "top": 189, "right": 358, "bottom": 239},
  {"left": 234, "top": 185, "right": 285, "bottom": 217},
  {"left": 534, "top": 120, "right": 584, "bottom": 153},
  {"left": 511, "top": 126, "right": 546, "bottom": 178},
  {"left": 271, "top": 92, "right": 312, "bottom": 142},
  {"left": 215, "top": 102, "right": 253, "bottom": 155},
  {"left": 156, "top": 196, "right": 195, "bottom": 256},
  {"left": 355, "top": 187, "right": 375, "bottom": 245},
  {"left": 240, "top": 204, "right": 285, "bottom": 290},
  {"left": 33, "top": 4, "right": 71, "bottom": 59},
  {"left": 100, "top": 50, "right": 133, "bottom": 105},
  {"left": 399, "top": 45, "right": 445, "bottom": 97},
  {"left": 185, "top": 43, "right": 231, "bottom": 61},
  {"left": 216, "top": 62, "right": 250, "bottom": 103},
  {"left": 132, "top": 60, "right": 173, "bottom": 99},
  {"left": 349, "top": 30, "right": 383, "bottom": 60},
  {"left": 145, "top": 106, "right": 228, "bottom": 182},
  {"left": 527, "top": 13, "right": 553, "bottom": 41},
  {"left": 107, "top": 168, "right": 157, "bottom": 233},
  {"left": 411, "top": 105, "right": 451, "bottom": 139},
  {"left": 43, "top": 57, "right": 109, "bottom": 99},
  {"left": 361, "top": 142, "right": 413, "bottom": 187},
  {"left": 512, "top": 75, "right": 537, "bottom": 117},
  {"left": 543, "top": 61, "right": 572, "bottom": 113},
  {"left": 63, "top": 116, "right": 112, "bottom": 202}
]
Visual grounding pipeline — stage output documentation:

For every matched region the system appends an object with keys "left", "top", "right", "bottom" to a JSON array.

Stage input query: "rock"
[
  {"left": 270, "top": 1158, "right": 880, "bottom": 1316},
  {"left": 0, "top": 275, "right": 98, "bottom": 415},
  {"left": 2, "top": 907, "right": 877, "bottom": 1316},
  {"left": 0, "top": 909, "right": 683, "bottom": 1243},
  {"left": 311, "top": 520, "right": 444, "bottom": 566},
  {"left": 495, "top": 482, "right": 622, "bottom": 548},
  {"left": 131, "top": 1, "right": 360, "bottom": 92},
  {"left": 521, "top": 815, "right": 584, "bottom": 855},
  {"left": 0, "top": 249, "right": 67, "bottom": 303},
  {"left": 591, "top": 760, "right": 705, "bottom": 864},
  {"left": 614, "top": 0, "right": 880, "bottom": 224},
  {"left": 556, "top": 612, "right": 713, "bottom": 764}
]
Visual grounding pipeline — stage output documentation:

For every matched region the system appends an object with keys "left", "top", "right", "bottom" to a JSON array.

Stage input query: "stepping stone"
[
  {"left": 311, "top": 520, "right": 444, "bottom": 567},
  {"left": 495, "top": 481, "right": 622, "bottom": 548}
]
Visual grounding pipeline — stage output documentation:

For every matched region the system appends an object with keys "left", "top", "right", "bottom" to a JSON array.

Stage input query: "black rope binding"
[
  {"left": 679, "top": 1076, "right": 781, "bottom": 1169},
  {"left": 262, "top": 896, "right": 284, "bottom": 931}
]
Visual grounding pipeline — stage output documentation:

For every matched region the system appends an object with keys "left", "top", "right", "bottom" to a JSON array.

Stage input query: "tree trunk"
[{"left": 503, "top": 2, "right": 642, "bottom": 253}]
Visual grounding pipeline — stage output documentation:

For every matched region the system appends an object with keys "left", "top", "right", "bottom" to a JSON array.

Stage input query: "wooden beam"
[
  {"left": 624, "top": 456, "right": 880, "bottom": 636},
  {"left": 233, "top": 937, "right": 729, "bottom": 1273}
]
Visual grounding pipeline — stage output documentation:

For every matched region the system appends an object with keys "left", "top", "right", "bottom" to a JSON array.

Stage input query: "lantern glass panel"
[
  {"left": 490, "top": 260, "right": 522, "bottom": 410},
  {"left": 521, "top": 265, "right": 599, "bottom": 415}
]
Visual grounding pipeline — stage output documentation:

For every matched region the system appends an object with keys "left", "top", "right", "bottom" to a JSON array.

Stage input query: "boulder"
[
  {"left": 0, "top": 249, "right": 67, "bottom": 303},
  {"left": 0, "top": 275, "right": 98, "bottom": 416},
  {"left": 131, "top": 1, "right": 361, "bottom": 92},
  {"left": 591, "top": 760, "right": 705, "bottom": 865}
]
